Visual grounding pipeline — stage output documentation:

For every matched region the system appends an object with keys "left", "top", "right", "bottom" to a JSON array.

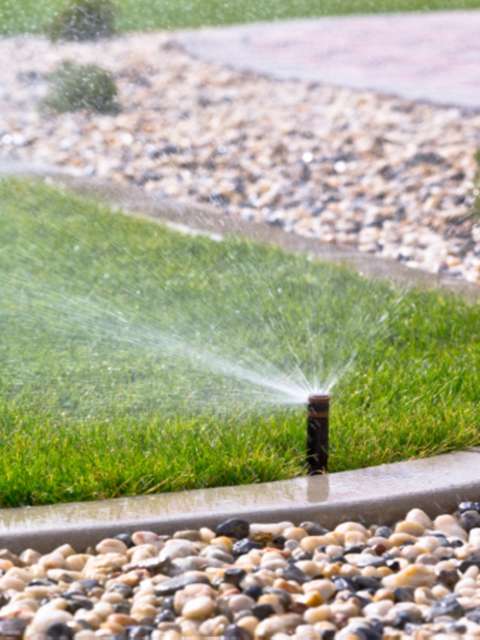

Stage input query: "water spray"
[{"left": 306, "top": 394, "right": 330, "bottom": 475}]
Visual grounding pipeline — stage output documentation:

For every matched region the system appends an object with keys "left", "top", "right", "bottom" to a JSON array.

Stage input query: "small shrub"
[
  {"left": 48, "top": 0, "right": 116, "bottom": 42},
  {"left": 43, "top": 61, "right": 120, "bottom": 114}
]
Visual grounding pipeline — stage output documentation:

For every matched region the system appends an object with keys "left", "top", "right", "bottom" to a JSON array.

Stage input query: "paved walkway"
[{"left": 179, "top": 10, "right": 480, "bottom": 109}]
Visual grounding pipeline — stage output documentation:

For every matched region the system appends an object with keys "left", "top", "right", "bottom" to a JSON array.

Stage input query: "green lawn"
[
  {"left": 0, "top": 0, "right": 479, "bottom": 34},
  {"left": 0, "top": 178, "right": 479, "bottom": 508}
]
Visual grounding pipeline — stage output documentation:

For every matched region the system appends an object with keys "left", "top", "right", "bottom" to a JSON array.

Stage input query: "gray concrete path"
[{"left": 179, "top": 10, "right": 480, "bottom": 109}]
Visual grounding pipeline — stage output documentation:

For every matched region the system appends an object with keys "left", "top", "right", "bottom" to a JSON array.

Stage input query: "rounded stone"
[
  {"left": 215, "top": 519, "right": 250, "bottom": 540},
  {"left": 182, "top": 595, "right": 216, "bottom": 620}
]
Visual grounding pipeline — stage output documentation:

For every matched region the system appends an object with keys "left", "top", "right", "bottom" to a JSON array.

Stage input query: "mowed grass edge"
[
  {"left": 1, "top": 0, "right": 480, "bottom": 35},
  {"left": 0, "top": 177, "right": 479, "bottom": 508}
]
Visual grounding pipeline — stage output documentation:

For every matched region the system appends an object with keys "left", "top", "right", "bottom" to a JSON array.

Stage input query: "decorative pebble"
[
  {"left": 0, "top": 504, "right": 479, "bottom": 638},
  {"left": 1, "top": 33, "right": 478, "bottom": 285}
]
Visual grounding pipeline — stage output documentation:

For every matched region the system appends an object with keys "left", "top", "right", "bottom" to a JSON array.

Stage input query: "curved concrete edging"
[
  {"left": 0, "top": 449, "right": 479, "bottom": 553},
  {"left": 0, "top": 166, "right": 478, "bottom": 554},
  {"left": 1, "top": 162, "right": 478, "bottom": 302}
]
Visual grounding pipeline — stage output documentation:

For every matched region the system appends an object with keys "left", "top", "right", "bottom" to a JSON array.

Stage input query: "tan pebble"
[
  {"left": 363, "top": 600, "right": 393, "bottom": 618},
  {"left": 0, "top": 559, "right": 14, "bottom": 571},
  {"left": 303, "top": 579, "right": 335, "bottom": 602},
  {"left": 53, "top": 544, "right": 76, "bottom": 558},
  {"left": 174, "top": 583, "right": 215, "bottom": 612},
  {"left": 330, "top": 601, "right": 359, "bottom": 618},
  {"left": 414, "top": 587, "right": 433, "bottom": 605},
  {"left": 24, "top": 585, "right": 55, "bottom": 599},
  {"left": 434, "top": 515, "right": 467, "bottom": 540},
  {"left": 431, "top": 584, "right": 450, "bottom": 599},
  {"left": 322, "top": 563, "right": 343, "bottom": 579},
  {"left": 273, "top": 579, "right": 302, "bottom": 594},
  {"left": 159, "top": 539, "right": 198, "bottom": 562},
  {"left": 179, "top": 618, "right": 201, "bottom": 635},
  {"left": 101, "top": 591, "right": 124, "bottom": 605},
  {"left": 237, "top": 615, "right": 259, "bottom": 635},
  {"left": 160, "top": 632, "right": 182, "bottom": 640},
  {"left": 28, "top": 609, "right": 73, "bottom": 634},
  {"left": 395, "top": 521, "right": 425, "bottom": 537},
  {"left": 199, "top": 527, "right": 215, "bottom": 543},
  {"left": 114, "top": 570, "right": 142, "bottom": 586},
  {"left": 373, "top": 588, "right": 395, "bottom": 602},
  {"left": 131, "top": 531, "right": 159, "bottom": 546},
  {"left": 129, "top": 544, "right": 158, "bottom": 563},
  {"left": 303, "top": 605, "right": 332, "bottom": 624},
  {"left": 131, "top": 603, "right": 157, "bottom": 620},
  {"left": 284, "top": 527, "right": 307, "bottom": 541},
  {"left": 250, "top": 522, "right": 292, "bottom": 538},
  {"left": 254, "top": 613, "right": 303, "bottom": 639},
  {"left": 294, "top": 624, "right": 321, "bottom": 639},
  {"left": 375, "top": 567, "right": 393, "bottom": 579},
  {"left": 65, "top": 554, "right": 89, "bottom": 571},
  {"left": 339, "top": 564, "right": 360, "bottom": 578},
  {"left": 104, "top": 613, "right": 137, "bottom": 633},
  {"left": 48, "top": 569, "right": 83, "bottom": 583},
  {"left": 0, "top": 575, "right": 27, "bottom": 591},
  {"left": 20, "top": 549, "right": 41, "bottom": 566},
  {"left": 182, "top": 595, "right": 215, "bottom": 620},
  {"left": 345, "top": 531, "right": 367, "bottom": 546},
  {"left": 469, "top": 529, "right": 480, "bottom": 546},
  {"left": 301, "top": 536, "right": 334, "bottom": 554},
  {"left": 74, "top": 632, "right": 97, "bottom": 640},
  {"left": 198, "top": 614, "right": 229, "bottom": 636},
  {"left": 454, "top": 542, "right": 475, "bottom": 560},
  {"left": 383, "top": 564, "right": 436, "bottom": 589},
  {"left": 325, "top": 545, "right": 344, "bottom": 559},
  {"left": 261, "top": 557, "right": 288, "bottom": 571},
  {"left": 93, "top": 602, "right": 114, "bottom": 619},
  {"left": 6, "top": 567, "right": 32, "bottom": 582},
  {"left": 401, "top": 545, "right": 422, "bottom": 561},
  {"left": 228, "top": 594, "right": 256, "bottom": 613},
  {"left": 335, "top": 522, "right": 368, "bottom": 535},
  {"left": 295, "top": 561, "right": 321, "bottom": 577},
  {"left": 389, "top": 533, "right": 417, "bottom": 547},
  {"left": 415, "top": 538, "right": 439, "bottom": 554},
  {"left": 173, "top": 529, "right": 201, "bottom": 542},
  {"left": 299, "top": 592, "right": 323, "bottom": 608},
  {"left": 406, "top": 508, "right": 433, "bottom": 529},
  {"left": 38, "top": 552, "right": 65, "bottom": 570},
  {"left": 361, "top": 566, "right": 381, "bottom": 578},
  {"left": 464, "top": 566, "right": 479, "bottom": 579},
  {"left": 96, "top": 538, "right": 128, "bottom": 555}
]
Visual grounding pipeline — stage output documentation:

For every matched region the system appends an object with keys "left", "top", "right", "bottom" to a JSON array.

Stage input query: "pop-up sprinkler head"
[{"left": 307, "top": 394, "right": 330, "bottom": 475}]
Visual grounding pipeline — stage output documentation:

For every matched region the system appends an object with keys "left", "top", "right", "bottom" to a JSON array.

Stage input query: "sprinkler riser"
[{"left": 307, "top": 394, "right": 330, "bottom": 475}]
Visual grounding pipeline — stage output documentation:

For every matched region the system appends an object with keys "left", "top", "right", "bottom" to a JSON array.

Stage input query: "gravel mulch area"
[
  {"left": 1, "top": 34, "right": 480, "bottom": 284},
  {"left": 2, "top": 505, "right": 480, "bottom": 638}
]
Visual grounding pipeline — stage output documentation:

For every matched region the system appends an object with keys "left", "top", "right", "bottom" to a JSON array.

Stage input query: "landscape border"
[{"left": 0, "top": 164, "right": 478, "bottom": 553}]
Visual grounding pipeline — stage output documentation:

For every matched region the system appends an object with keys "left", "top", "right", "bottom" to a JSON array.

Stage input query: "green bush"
[
  {"left": 43, "top": 61, "right": 120, "bottom": 114},
  {"left": 48, "top": 0, "right": 116, "bottom": 42}
]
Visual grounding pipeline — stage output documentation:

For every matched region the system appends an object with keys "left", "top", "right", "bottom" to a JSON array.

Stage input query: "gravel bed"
[
  {"left": 1, "top": 34, "right": 480, "bottom": 283},
  {"left": 2, "top": 505, "right": 480, "bottom": 638}
]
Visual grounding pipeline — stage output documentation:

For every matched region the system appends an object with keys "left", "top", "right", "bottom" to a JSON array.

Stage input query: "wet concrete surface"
[{"left": 1, "top": 449, "right": 479, "bottom": 553}]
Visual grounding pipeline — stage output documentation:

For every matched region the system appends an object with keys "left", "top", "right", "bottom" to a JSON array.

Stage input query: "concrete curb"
[
  {"left": 1, "top": 449, "right": 479, "bottom": 553},
  {"left": 0, "top": 167, "right": 478, "bottom": 554}
]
